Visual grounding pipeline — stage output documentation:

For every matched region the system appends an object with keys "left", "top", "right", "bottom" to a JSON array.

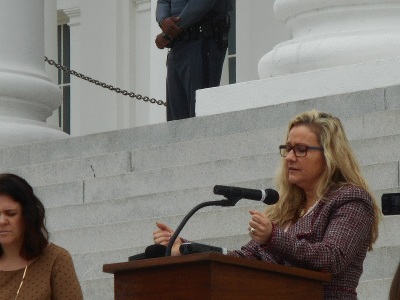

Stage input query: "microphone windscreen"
[
  {"left": 265, "top": 189, "right": 279, "bottom": 205},
  {"left": 145, "top": 244, "right": 167, "bottom": 258},
  {"left": 128, "top": 252, "right": 147, "bottom": 261}
]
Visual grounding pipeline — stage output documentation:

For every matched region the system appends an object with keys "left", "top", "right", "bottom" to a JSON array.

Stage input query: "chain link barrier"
[{"left": 44, "top": 56, "right": 167, "bottom": 107}]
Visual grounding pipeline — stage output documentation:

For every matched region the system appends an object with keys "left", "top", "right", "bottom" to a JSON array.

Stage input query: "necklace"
[{"left": 15, "top": 265, "right": 28, "bottom": 300}]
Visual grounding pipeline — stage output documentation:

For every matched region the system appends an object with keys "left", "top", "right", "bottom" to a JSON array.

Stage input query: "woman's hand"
[
  {"left": 153, "top": 222, "right": 182, "bottom": 256},
  {"left": 248, "top": 210, "right": 273, "bottom": 245}
]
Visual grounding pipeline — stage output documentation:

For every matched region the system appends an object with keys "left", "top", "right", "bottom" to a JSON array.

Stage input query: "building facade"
[{"left": 52, "top": 0, "right": 289, "bottom": 136}]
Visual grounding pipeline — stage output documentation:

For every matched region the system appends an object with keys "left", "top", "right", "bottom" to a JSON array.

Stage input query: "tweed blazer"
[{"left": 229, "top": 184, "right": 374, "bottom": 300}]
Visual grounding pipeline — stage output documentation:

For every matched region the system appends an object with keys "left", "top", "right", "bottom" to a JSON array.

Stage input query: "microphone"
[
  {"left": 179, "top": 242, "right": 227, "bottom": 255},
  {"left": 165, "top": 186, "right": 279, "bottom": 256},
  {"left": 128, "top": 244, "right": 166, "bottom": 261},
  {"left": 213, "top": 185, "right": 279, "bottom": 205}
]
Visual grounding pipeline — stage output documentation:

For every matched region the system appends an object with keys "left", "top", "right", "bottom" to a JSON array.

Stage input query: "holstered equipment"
[{"left": 169, "top": 14, "right": 231, "bottom": 50}]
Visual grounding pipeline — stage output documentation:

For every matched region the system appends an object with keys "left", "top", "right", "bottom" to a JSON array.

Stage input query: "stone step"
[
  {"left": 0, "top": 109, "right": 398, "bottom": 191},
  {"left": 130, "top": 126, "right": 284, "bottom": 172},
  {"left": 4, "top": 151, "right": 131, "bottom": 187},
  {"left": 80, "top": 277, "right": 113, "bottom": 300},
  {"left": 357, "top": 278, "right": 393, "bottom": 300},
  {"left": 0, "top": 92, "right": 399, "bottom": 171},
  {"left": 375, "top": 215, "right": 400, "bottom": 248},
  {"left": 360, "top": 246, "right": 400, "bottom": 282},
  {"left": 352, "top": 133, "right": 400, "bottom": 166},
  {"left": 72, "top": 158, "right": 400, "bottom": 204},
  {"left": 0, "top": 128, "right": 398, "bottom": 193},
  {"left": 362, "top": 161, "right": 398, "bottom": 191},
  {"left": 3, "top": 128, "right": 398, "bottom": 196},
  {"left": 82, "top": 153, "right": 279, "bottom": 203},
  {"left": 50, "top": 200, "right": 399, "bottom": 259},
  {"left": 132, "top": 127, "right": 400, "bottom": 172},
  {"left": 73, "top": 247, "right": 139, "bottom": 282},
  {"left": 45, "top": 178, "right": 272, "bottom": 231},
  {"left": 41, "top": 158, "right": 398, "bottom": 231},
  {"left": 10, "top": 131, "right": 394, "bottom": 210},
  {"left": 334, "top": 103, "right": 400, "bottom": 141},
  {"left": 28, "top": 152, "right": 278, "bottom": 209},
  {"left": 50, "top": 205, "right": 266, "bottom": 254},
  {"left": 35, "top": 180, "right": 83, "bottom": 208},
  {"left": 0, "top": 93, "right": 398, "bottom": 300},
  {"left": 45, "top": 179, "right": 395, "bottom": 234}
]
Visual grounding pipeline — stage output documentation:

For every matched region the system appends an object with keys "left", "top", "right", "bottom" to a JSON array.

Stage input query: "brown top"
[{"left": 0, "top": 243, "right": 83, "bottom": 300}]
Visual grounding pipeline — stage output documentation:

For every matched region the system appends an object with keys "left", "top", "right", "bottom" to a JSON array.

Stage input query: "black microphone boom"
[
  {"left": 213, "top": 185, "right": 279, "bottom": 205},
  {"left": 165, "top": 185, "right": 279, "bottom": 256}
]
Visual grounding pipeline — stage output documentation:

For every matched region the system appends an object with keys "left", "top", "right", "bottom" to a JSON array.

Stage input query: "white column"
[
  {"left": 64, "top": 7, "right": 82, "bottom": 136},
  {"left": 116, "top": 0, "right": 135, "bottom": 130},
  {"left": 148, "top": 0, "right": 167, "bottom": 124},
  {"left": 0, "top": 0, "right": 68, "bottom": 146},
  {"left": 45, "top": 0, "right": 60, "bottom": 127},
  {"left": 45, "top": 0, "right": 59, "bottom": 86},
  {"left": 236, "top": 0, "right": 290, "bottom": 83},
  {"left": 258, "top": 0, "right": 400, "bottom": 78},
  {"left": 132, "top": 0, "right": 167, "bottom": 127}
]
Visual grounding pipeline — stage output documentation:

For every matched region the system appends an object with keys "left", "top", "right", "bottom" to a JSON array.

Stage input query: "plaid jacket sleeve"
[{"left": 229, "top": 185, "right": 375, "bottom": 274}]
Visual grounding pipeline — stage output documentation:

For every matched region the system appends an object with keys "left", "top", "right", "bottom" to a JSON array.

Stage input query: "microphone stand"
[{"left": 165, "top": 197, "right": 241, "bottom": 256}]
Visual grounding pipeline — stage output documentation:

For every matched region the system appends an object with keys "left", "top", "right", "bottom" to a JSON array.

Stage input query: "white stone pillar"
[
  {"left": 258, "top": 0, "right": 400, "bottom": 78},
  {"left": 0, "top": 0, "right": 68, "bottom": 146},
  {"left": 148, "top": 0, "right": 168, "bottom": 124},
  {"left": 64, "top": 7, "right": 82, "bottom": 136},
  {"left": 133, "top": 0, "right": 167, "bottom": 127}
]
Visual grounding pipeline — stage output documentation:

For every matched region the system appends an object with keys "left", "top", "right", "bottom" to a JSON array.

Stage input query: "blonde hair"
[{"left": 266, "top": 110, "right": 380, "bottom": 250}]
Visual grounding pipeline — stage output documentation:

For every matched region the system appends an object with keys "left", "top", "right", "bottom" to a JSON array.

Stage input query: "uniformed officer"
[{"left": 156, "top": 0, "right": 233, "bottom": 121}]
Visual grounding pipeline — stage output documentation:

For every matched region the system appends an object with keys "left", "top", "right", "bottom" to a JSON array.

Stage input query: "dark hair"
[{"left": 0, "top": 173, "right": 48, "bottom": 259}]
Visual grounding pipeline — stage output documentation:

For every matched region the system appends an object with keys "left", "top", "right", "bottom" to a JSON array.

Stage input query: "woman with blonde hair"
[{"left": 154, "top": 110, "right": 380, "bottom": 300}]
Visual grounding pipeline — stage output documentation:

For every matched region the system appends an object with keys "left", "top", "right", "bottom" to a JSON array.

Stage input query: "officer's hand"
[
  {"left": 155, "top": 33, "right": 170, "bottom": 49},
  {"left": 160, "top": 17, "right": 182, "bottom": 38}
]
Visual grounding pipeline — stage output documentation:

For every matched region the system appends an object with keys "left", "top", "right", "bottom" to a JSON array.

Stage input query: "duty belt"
[{"left": 169, "top": 15, "right": 230, "bottom": 50}]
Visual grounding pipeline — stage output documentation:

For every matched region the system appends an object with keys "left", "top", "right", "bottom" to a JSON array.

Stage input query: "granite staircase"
[{"left": 1, "top": 85, "right": 399, "bottom": 299}]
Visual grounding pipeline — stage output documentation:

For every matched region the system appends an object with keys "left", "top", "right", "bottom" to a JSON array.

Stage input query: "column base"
[{"left": 0, "top": 117, "right": 69, "bottom": 147}]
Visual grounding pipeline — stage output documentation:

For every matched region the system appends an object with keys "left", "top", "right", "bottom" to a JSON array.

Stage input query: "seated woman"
[
  {"left": 0, "top": 173, "right": 83, "bottom": 300},
  {"left": 153, "top": 110, "right": 381, "bottom": 300}
]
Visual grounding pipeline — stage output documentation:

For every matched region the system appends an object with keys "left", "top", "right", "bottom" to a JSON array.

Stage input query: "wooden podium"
[{"left": 103, "top": 252, "right": 331, "bottom": 299}]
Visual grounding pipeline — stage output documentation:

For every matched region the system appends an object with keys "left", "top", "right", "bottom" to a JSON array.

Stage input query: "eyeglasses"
[{"left": 279, "top": 144, "right": 324, "bottom": 157}]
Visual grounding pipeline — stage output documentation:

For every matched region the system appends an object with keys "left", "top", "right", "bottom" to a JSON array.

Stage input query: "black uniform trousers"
[{"left": 166, "top": 35, "right": 227, "bottom": 121}]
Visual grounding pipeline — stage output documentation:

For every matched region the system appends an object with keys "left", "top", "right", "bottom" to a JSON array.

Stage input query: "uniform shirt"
[
  {"left": 0, "top": 243, "right": 83, "bottom": 300},
  {"left": 156, "top": 0, "right": 232, "bottom": 29},
  {"left": 229, "top": 184, "right": 375, "bottom": 300}
]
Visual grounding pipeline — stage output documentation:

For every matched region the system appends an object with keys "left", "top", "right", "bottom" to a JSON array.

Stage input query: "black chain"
[{"left": 44, "top": 56, "right": 167, "bottom": 107}]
